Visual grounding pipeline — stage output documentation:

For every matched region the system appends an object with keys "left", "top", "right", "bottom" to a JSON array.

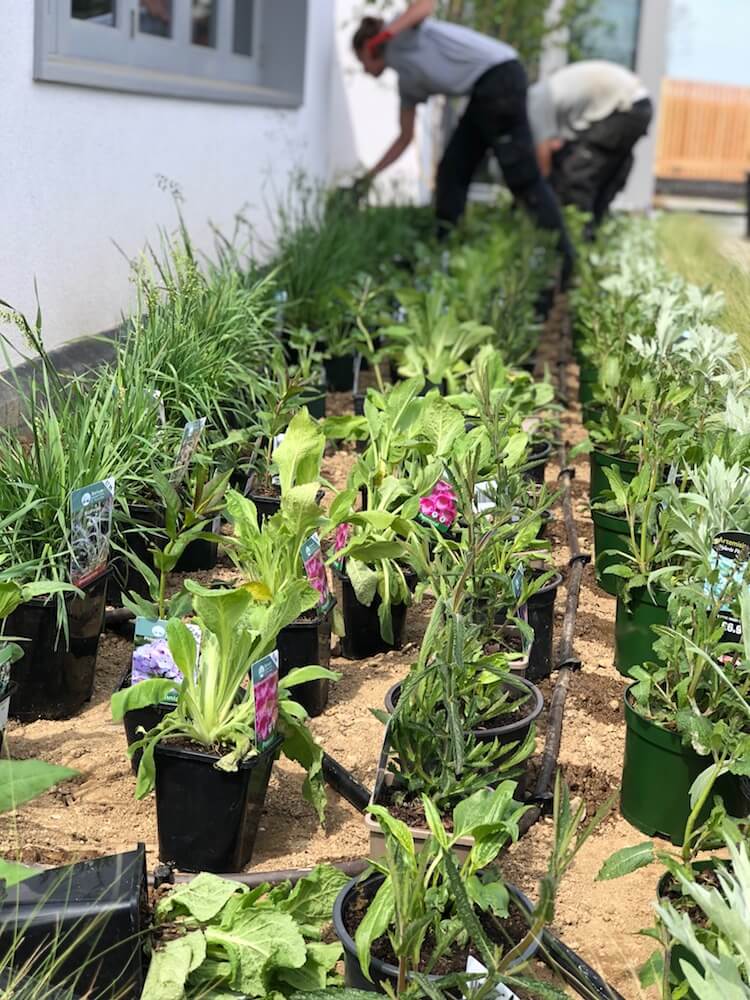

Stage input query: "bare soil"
[{"left": 1, "top": 344, "right": 662, "bottom": 997}]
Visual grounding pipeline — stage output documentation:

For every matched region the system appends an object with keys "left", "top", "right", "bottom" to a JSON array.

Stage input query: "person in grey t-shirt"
[
  {"left": 527, "top": 61, "right": 653, "bottom": 231},
  {"left": 351, "top": 1, "right": 574, "bottom": 286}
]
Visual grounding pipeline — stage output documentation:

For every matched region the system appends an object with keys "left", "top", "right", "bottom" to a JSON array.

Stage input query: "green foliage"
[{"left": 143, "top": 864, "right": 349, "bottom": 1000}]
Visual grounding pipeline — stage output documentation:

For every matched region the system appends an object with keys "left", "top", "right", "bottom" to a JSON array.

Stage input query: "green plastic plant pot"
[
  {"left": 621, "top": 688, "right": 743, "bottom": 846},
  {"left": 589, "top": 449, "right": 638, "bottom": 504},
  {"left": 578, "top": 363, "right": 598, "bottom": 407},
  {"left": 591, "top": 509, "right": 632, "bottom": 596},
  {"left": 614, "top": 588, "right": 668, "bottom": 677}
]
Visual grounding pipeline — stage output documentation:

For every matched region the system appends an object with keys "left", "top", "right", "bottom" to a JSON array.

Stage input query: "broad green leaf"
[
  {"left": 274, "top": 940, "right": 342, "bottom": 991},
  {"left": 596, "top": 842, "right": 656, "bottom": 880},
  {"left": 0, "top": 760, "right": 77, "bottom": 814},
  {"left": 110, "top": 679, "right": 179, "bottom": 722},
  {"left": 465, "top": 873, "right": 510, "bottom": 917},
  {"left": 279, "top": 666, "right": 341, "bottom": 690},
  {"left": 166, "top": 618, "right": 198, "bottom": 679},
  {"left": 354, "top": 877, "right": 394, "bottom": 982},
  {"left": 270, "top": 863, "right": 351, "bottom": 934},
  {"left": 204, "top": 909, "right": 307, "bottom": 996},
  {"left": 0, "top": 581, "right": 24, "bottom": 619},
  {"left": 366, "top": 805, "right": 415, "bottom": 857},
  {"left": 274, "top": 409, "right": 325, "bottom": 495},
  {"left": 346, "top": 558, "right": 378, "bottom": 607},
  {"left": 155, "top": 871, "right": 245, "bottom": 924},
  {"left": 141, "top": 931, "right": 207, "bottom": 1000},
  {"left": 0, "top": 858, "right": 37, "bottom": 887}
]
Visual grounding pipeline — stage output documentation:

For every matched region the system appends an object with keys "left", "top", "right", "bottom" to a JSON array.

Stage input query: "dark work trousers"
[
  {"left": 551, "top": 98, "right": 653, "bottom": 230},
  {"left": 435, "top": 59, "right": 574, "bottom": 288}
]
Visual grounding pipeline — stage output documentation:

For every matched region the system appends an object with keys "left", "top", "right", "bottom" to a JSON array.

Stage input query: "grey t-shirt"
[
  {"left": 385, "top": 18, "right": 516, "bottom": 110},
  {"left": 527, "top": 61, "right": 649, "bottom": 143}
]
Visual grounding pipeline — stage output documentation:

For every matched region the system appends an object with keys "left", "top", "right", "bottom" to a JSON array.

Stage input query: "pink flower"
[
  {"left": 419, "top": 497, "right": 437, "bottom": 518},
  {"left": 433, "top": 480, "right": 455, "bottom": 497},
  {"left": 335, "top": 523, "right": 352, "bottom": 552}
]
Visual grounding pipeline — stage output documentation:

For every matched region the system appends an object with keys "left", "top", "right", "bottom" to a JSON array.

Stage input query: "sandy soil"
[{"left": 1, "top": 340, "right": 661, "bottom": 998}]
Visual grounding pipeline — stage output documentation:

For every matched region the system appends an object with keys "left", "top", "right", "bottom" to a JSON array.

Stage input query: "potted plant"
[{"left": 111, "top": 578, "right": 338, "bottom": 872}]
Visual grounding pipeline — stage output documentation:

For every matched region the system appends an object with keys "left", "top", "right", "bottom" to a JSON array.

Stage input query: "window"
[
  {"left": 34, "top": 0, "right": 308, "bottom": 107},
  {"left": 575, "top": 0, "right": 642, "bottom": 70}
]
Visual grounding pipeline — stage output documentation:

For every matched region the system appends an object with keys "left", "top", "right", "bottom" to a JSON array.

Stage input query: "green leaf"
[
  {"left": 596, "top": 842, "right": 656, "bottom": 881},
  {"left": 0, "top": 581, "right": 24, "bottom": 619},
  {"left": 465, "top": 873, "right": 510, "bottom": 918},
  {"left": 346, "top": 558, "right": 379, "bottom": 607},
  {"left": 0, "top": 858, "right": 38, "bottom": 887},
  {"left": 271, "top": 863, "right": 351, "bottom": 934},
  {"left": 274, "top": 409, "right": 325, "bottom": 495},
  {"left": 0, "top": 759, "right": 77, "bottom": 814},
  {"left": 155, "top": 871, "right": 245, "bottom": 924},
  {"left": 166, "top": 618, "right": 198, "bottom": 679},
  {"left": 275, "top": 941, "right": 342, "bottom": 991},
  {"left": 204, "top": 909, "right": 307, "bottom": 996},
  {"left": 354, "top": 877, "right": 394, "bottom": 982},
  {"left": 110, "top": 679, "right": 179, "bottom": 722},
  {"left": 141, "top": 931, "right": 207, "bottom": 1000},
  {"left": 279, "top": 666, "right": 341, "bottom": 690}
]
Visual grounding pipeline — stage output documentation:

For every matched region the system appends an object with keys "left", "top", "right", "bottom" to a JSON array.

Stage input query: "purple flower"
[{"left": 335, "top": 523, "right": 352, "bottom": 552}]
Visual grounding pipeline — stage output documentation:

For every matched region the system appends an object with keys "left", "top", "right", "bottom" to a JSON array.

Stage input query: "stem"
[
  {"left": 397, "top": 957, "right": 407, "bottom": 996},
  {"left": 681, "top": 753, "right": 726, "bottom": 863}
]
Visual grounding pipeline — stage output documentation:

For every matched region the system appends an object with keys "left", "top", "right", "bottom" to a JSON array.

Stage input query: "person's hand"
[{"left": 366, "top": 29, "right": 393, "bottom": 56}]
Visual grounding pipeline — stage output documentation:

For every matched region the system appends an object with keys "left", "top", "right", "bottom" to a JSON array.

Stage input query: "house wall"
[{"left": 1, "top": 2, "right": 338, "bottom": 364}]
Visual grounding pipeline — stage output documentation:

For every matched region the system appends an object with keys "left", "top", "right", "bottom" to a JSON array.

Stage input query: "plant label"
[
  {"left": 132, "top": 618, "right": 201, "bottom": 704},
  {"left": 69, "top": 478, "right": 115, "bottom": 587},
  {"left": 465, "top": 957, "right": 519, "bottom": 1000},
  {"left": 301, "top": 533, "right": 334, "bottom": 613},
  {"left": 171, "top": 417, "right": 207, "bottom": 484},
  {"left": 274, "top": 289, "right": 288, "bottom": 332},
  {"left": 512, "top": 564, "right": 527, "bottom": 624},
  {"left": 252, "top": 650, "right": 279, "bottom": 750},
  {"left": 151, "top": 389, "right": 167, "bottom": 427},
  {"left": 0, "top": 689, "right": 10, "bottom": 734},
  {"left": 709, "top": 531, "right": 750, "bottom": 641}
]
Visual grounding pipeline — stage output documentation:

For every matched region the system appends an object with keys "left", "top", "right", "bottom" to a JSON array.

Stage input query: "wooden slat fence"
[{"left": 656, "top": 78, "right": 750, "bottom": 183}]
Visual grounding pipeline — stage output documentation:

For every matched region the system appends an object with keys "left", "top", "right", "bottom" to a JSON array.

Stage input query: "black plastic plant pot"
[
  {"left": 526, "top": 572, "right": 563, "bottom": 681},
  {"left": 0, "top": 844, "right": 147, "bottom": 999},
  {"left": 589, "top": 449, "right": 638, "bottom": 505},
  {"left": 0, "top": 682, "right": 16, "bottom": 752},
  {"left": 333, "top": 873, "right": 540, "bottom": 995},
  {"left": 384, "top": 675, "right": 543, "bottom": 750},
  {"left": 521, "top": 439, "right": 552, "bottom": 487},
  {"left": 614, "top": 587, "right": 669, "bottom": 677},
  {"left": 301, "top": 383, "right": 327, "bottom": 420},
  {"left": 621, "top": 687, "right": 744, "bottom": 846},
  {"left": 276, "top": 608, "right": 334, "bottom": 718},
  {"left": 591, "top": 509, "right": 632, "bottom": 597},
  {"left": 335, "top": 568, "right": 415, "bottom": 660},
  {"left": 173, "top": 515, "right": 221, "bottom": 573},
  {"left": 324, "top": 354, "right": 356, "bottom": 392},
  {"left": 8, "top": 571, "right": 110, "bottom": 722},
  {"left": 578, "top": 362, "right": 598, "bottom": 407},
  {"left": 154, "top": 736, "right": 281, "bottom": 872},
  {"left": 117, "top": 669, "right": 176, "bottom": 775}
]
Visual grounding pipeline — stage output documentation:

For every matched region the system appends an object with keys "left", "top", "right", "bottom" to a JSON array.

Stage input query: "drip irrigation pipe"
[
  {"left": 162, "top": 858, "right": 368, "bottom": 889},
  {"left": 541, "top": 929, "right": 626, "bottom": 1000},
  {"left": 322, "top": 752, "right": 372, "bottom": 812}
]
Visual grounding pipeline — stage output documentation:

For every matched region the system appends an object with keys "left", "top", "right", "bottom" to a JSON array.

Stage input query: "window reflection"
[
  {"left": 72, "top": 0, "right": 115, "bottom": 26},
  {"left": 139, "top": 0, "right": 173, "bottom": 38},
  {"left": 192, "top": 1, "right": 217, "bottom": 48},
  {"left": 233, "top": 0, "right": 254, "bottom": 57}
]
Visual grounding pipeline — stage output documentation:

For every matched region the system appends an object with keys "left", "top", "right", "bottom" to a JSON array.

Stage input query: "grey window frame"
[{"left": 34, "top": 1, "right": 307, "bottom": 108}]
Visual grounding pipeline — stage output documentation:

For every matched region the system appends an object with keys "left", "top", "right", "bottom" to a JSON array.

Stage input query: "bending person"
[
  {"left": 352, "top": 1, "right": 574, "bottom": 285},
  {"left": 528, "top": 60, "right": 653, "bottom": 231}
]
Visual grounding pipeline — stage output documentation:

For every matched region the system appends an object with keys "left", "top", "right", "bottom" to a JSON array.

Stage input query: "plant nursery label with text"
[
  {"left": 171, "top": 417, "right": 206, "bottom": 484},
  {"left": 70, "top": 478, "right": 115, "bottom": 587},
  {"left": 709, "top": 531, "right": 750, "bottom": 641},
  {"left": 512, "top": 564, "right": 527, "bottom": 624},
  {"left": 252, "top": 650, "right": 279, "bottom": 751},
  {"left": 131, "top": 618, "right": 201, "bottom": 704},
  {"left": 301, "top": 533, "right": 334, "bottom": 612},
  {"left": 465, "top": 956, "right": 519, "bottom": 1000}
]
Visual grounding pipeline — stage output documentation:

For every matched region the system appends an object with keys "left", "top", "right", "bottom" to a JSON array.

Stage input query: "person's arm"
[
  {"left": 366, "top": 106, "right": 416, "bottom": 178},
  {"left": 387, "top": 0, "right": 435, "bottom": 36},
  {"left": 536, "top": 138, "right": 563, "bottom": 178}
]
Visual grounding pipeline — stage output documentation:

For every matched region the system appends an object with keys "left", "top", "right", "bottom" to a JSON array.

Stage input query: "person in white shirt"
[
  {"left": 527, "top": 60, "right": 653, "bottom": 231},
  {"left": 352, "top": 1, "right": 574, "bottom": 286}
]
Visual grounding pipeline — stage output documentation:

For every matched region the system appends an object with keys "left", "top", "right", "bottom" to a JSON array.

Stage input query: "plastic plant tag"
[
  {"left": 0, "top": 687, "right": 10, "bottom": 734},
  {"left": 70, "top": 478, "right": 115, "bottom": 587},
  {"left": 171, "top": 417, "right": 206, "bottom": 485},
  {"left": 252, "top": 650, "right": 279, "bottom": 751},
  {"left": 274, "top": 289, "right": 288, "bottom": 332},
  {"left": 465, "top": 956, "right": 519, "bottom": 1000},
  {"left": 301, "top": 534, "right": 334, "bottom": 613},
  {"left": 512, "top": 564, "right": 528, "bottom": 624},
  {"left": 708, "top": 531, "right": 750, "bottom": 642},
  {"left": 131, "top": 618, "right": 201, "bottom": 705},
  {"left": 151, "top": 389, "right": 167, "bottom": 428},
  {"left": 474, "top": 479, "right": 497, "bottom": 515}
]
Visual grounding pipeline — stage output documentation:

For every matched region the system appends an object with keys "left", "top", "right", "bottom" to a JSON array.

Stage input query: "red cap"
[{"left": 366, "top": 29, "right": 393, "bottom": 56}]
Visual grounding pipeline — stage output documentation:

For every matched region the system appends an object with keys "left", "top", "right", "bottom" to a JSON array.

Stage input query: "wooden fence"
[{"left": 656, "top": 78, "right": 750, "bottom": 183}]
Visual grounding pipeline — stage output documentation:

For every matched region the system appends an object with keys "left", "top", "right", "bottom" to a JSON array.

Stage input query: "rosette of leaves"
[
  {"left": 143, "top": 864, "right": 350, "bottom": 1000},
  {"left": 111, "top": 580, "right": 338, "bottom": 821}
]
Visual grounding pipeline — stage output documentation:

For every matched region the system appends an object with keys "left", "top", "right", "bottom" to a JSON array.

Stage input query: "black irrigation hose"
[
  {"left": 163, "top": 858, "right": 369, "bottom": 888},
  {"left": 541, "top": 930, "right": 626, "bottom": 1000},
  {"left": 322, "top": 752, "right": 372, "bottom": 812}
]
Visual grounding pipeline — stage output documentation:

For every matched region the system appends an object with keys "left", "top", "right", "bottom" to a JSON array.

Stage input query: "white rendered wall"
[{"left": 0, "top": 2, "right": 337, "bottom": 362}]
